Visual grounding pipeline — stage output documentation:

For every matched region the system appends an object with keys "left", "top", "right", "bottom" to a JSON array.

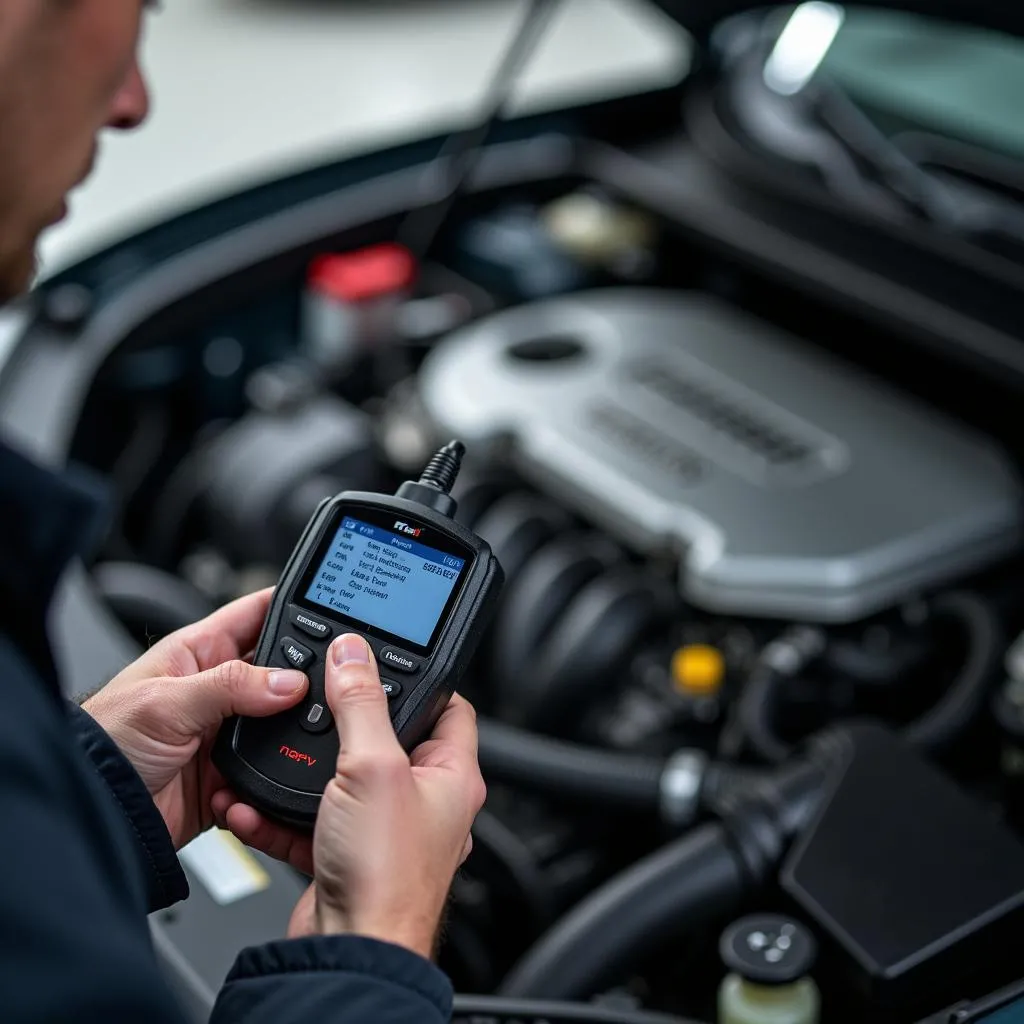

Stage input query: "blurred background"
[
  {"left": 40, "top": 0, "right": 688, "bottom": 273},
  {"left": 38, "top": 0, "right": 1024, "bottom": 275}
]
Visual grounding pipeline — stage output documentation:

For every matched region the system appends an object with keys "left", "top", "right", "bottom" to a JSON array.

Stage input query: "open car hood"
[{"left": 650, "top": 0, "right": 1024, "bottom": 41}]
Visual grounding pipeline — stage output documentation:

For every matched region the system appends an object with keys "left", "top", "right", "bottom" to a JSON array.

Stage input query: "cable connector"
[{"left": 396, "top": 439, "right": 467, "bottom": 517}]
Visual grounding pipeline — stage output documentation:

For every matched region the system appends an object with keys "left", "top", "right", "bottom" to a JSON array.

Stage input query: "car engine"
[
  {"left": 6, "top": 16, "right": 1024, "bottom": 1017},
  {"left": 420, "top": 289, "right": 1021, "bottom": 622},
  {"left": 48, "top": 257, "right": 1024, "bottom": 1023}
]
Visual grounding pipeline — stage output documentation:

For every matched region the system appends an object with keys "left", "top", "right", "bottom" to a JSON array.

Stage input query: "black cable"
[
  {"left": 734, "top": 591, "right": 1002, "bottom": 764},
  {"left": 728, "top": 626, "right": 826, "bottom": 765},
  {"left": 733, "top": 663, "right": 792, "bottom": 765},
  {"left": 398, "top": 0, "right": 561, "bottom": 261},
  {"left": 903, "top": 590, "right": 1002, "bottom": 752},
  {"left": 478, "top": 718, "right": 664, "bottom": 813}
]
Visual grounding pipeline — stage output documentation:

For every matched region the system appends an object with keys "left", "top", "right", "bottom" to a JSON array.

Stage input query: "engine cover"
[{"left": 419, "top": 290, "right": 1022, "bottom": 622}]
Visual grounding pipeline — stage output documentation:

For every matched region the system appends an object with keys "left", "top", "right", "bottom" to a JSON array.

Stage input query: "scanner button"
[
  {"left": 380, "top": 647, "right": 420, "bottom": 674},
  {"left": 381, "top": 680, "right": 403, "bottom": 700},
  {"left": 291, "top": 610, "right": 333, "bottom": 642},
  {"left": 300, "top": 700, "right": 333, "bottom": 735},
  {"left": 280, "top": 637, "right": 315, "bottom": 671}
]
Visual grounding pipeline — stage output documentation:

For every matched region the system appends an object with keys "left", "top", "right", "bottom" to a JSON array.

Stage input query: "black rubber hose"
[
  {"left": 499, "top": 822, "right": 744, "bottom": 999},
  {"left": 903, "top": 590, "right": 1002, "bottom": 752},
  {"left": 498, "top": 750, "right": 835, "bottom": 1003},
  {"left": 734, "top": 663, "right": 791, "bottom": 765},
  {"left": 478, "top": 718, "right": 664, "bottom": 812},
  {"left": 736, "top": 590, "right": 1002, "bottom": 764},
  {"left": 470, "top": 808, "right": 556, "bottom": 932}
]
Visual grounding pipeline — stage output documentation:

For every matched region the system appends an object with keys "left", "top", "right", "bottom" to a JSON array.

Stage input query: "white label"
[{"left": 178, "top": 828, "right": 270, "bottom": 906}]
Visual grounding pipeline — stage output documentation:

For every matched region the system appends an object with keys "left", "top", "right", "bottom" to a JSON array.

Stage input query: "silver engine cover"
[{"left": 419, "top": 290, "right": 1022, "bottom": 622}]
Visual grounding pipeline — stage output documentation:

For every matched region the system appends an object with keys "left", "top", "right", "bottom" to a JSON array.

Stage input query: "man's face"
[{"left": 0, "top": 0, "right": 151, "bottom": 302}]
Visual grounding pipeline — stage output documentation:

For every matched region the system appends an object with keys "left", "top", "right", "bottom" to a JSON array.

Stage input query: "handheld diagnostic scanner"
[{"left": 213, "top": 441, "right": 503, "bottom": 827}]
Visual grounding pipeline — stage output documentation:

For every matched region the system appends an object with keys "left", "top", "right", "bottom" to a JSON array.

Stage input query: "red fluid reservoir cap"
[{"left": 308, "top": 243, "right": 417, "bottom": 303}]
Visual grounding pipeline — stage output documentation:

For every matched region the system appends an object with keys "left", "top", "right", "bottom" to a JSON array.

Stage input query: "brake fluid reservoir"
[{"left": 718, "top": 915, "right": 820, "bottom": 1024}]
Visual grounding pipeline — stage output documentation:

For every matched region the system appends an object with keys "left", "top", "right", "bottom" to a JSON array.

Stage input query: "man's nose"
[{"left": 106, "top": 59, "right": 151, "bottom": 132}]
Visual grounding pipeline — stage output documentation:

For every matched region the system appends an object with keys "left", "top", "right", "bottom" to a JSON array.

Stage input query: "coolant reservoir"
[{"left": 718, "top": 915, "right": 820, "bottom": 1024}]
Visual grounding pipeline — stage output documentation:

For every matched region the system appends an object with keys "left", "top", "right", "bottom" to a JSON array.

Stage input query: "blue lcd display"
[{"left": 305, "top": 517, "right": 466, "bottom": 648}]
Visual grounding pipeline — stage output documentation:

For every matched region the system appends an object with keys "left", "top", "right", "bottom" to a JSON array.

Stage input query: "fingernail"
[
  {"left": 268, "top": 669, "right": 307, "bottom": 695},
  {"left": 334, "top": 634, "right": 370, "bottom": 667}
]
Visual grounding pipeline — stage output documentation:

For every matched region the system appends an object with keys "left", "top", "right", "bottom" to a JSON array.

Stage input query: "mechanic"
[{"left": 0, "top": 3, "right": 485, "bottom": 1022}]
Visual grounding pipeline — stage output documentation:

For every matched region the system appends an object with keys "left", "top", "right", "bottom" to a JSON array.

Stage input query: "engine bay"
[{"left": 5, "top": 10, "right": 1024, "bottom": 1020}]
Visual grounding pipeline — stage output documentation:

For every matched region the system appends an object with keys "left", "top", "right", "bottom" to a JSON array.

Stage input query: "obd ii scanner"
[{"left": 214, "top": 441, "right": 503, "bottom": 827}]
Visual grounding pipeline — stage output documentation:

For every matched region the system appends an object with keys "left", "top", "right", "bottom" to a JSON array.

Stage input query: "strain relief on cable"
[
  {"left": 419, "top": 440, "right": 466, "bottom": 494},
  {"left": 396, "top": 440, "right": 466, "bottom": 516}
]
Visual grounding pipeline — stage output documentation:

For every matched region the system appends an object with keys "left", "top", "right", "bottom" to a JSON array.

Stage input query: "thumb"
[
  {"left": 171, "top": 660, "right": 308, "bottom": 733},
  {"left": 326, "top": 634, "right": 404, "bottom": 769}
]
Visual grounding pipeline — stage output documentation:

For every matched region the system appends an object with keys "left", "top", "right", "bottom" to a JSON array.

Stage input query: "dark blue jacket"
[{"left": 0, "top": 440, "right": 453, "bottom": 1023}]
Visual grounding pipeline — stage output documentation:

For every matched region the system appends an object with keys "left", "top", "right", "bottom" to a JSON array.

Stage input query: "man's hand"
[
  {"left": 282, "top": 634, "right": 485, "bottom": 960},
  {"left": 83, "top": 589, "right": 310, "bottom": 854}
]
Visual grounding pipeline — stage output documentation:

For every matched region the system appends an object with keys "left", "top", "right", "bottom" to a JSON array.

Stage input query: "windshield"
[
  {"left": 822, "top": 7, "right": 1024, "bottom": 160},
  {"left": 724, "top": 3, "right": 1024, "bottom": 262}
]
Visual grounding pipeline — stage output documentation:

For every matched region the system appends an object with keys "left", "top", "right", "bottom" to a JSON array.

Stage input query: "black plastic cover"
[{"left": 781, "top": 725, "right": 1024, "bottom": 1015}]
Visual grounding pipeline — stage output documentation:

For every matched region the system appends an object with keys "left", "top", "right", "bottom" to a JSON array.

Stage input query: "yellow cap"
[{"left": 671, "top": 644, "right": 726, "bottom": 696}]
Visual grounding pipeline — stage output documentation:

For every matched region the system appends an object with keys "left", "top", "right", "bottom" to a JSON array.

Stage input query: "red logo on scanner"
[
  {"left": 279, "top": 745, "right": 317, "bottom": 767},
  {"left": 393, "top": 521, "right": 422, "bottom": 537}
]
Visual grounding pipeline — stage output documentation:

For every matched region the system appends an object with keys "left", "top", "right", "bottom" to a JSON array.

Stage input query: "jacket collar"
[{"left": 0, "top": 438, "right": 109, "bottom": 680}]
